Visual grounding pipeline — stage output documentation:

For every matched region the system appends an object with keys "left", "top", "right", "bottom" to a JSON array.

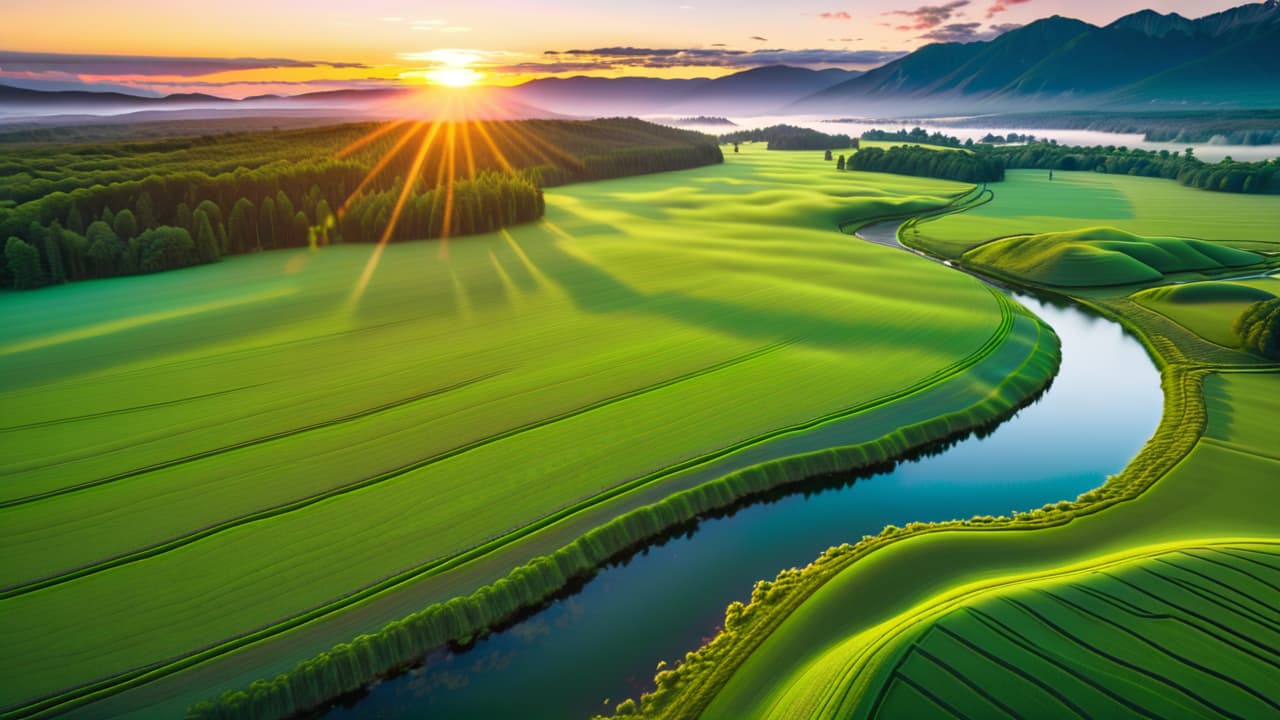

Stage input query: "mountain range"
[
  {"left": 2, "top": 1, "right": 1277, "bottom": 123},
  {"left": 792, "top": 0, "right": 1280, "bottom": 114}
]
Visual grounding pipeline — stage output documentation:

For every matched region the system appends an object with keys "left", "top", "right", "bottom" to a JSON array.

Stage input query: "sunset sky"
[{"left": 0, "top": 0, "right": 1252, "bottom": 97}]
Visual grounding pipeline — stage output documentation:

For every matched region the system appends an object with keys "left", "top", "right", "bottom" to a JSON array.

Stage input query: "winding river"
[{"left": 325, "top": 221, "right": 1164, "bottom": 720}]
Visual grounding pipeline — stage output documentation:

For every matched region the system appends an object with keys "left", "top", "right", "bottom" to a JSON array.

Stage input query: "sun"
[
  {"left": 426, "top": 67, "right": 482, "bottom": 88},
  {"left": 400, "top": 49, "right": 486, "bottom": 88}
]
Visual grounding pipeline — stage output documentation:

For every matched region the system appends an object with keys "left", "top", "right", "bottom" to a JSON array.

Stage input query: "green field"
[
  {"left": 963, "top": 226, "right": 1264, "bottom": 287},
  {"left": 688, "top": 365, "right": 1280, "bottom": 720},
  {"left": 0, "top": 145, "right": 1062, "bottom": 718},
  {"left": 609, "top": 164, "right": 1280, "bottom": 720},
  {"left": 1135, "top": 276, "right": 1279, "bottom": 347},
  {"left": 904, "top": 169, "right": 1280, "bottom": 258},
  {"left": 852, "top": 541, "right": 1280, "bottom": 719}
]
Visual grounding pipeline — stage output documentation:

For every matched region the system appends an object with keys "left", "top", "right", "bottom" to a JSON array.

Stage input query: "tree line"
[
  {"left": 842, "top": 145, "right": 1006, "bottom": 183},
  {"left": 989, "top": 143, "right": 1280, "bottom": 194},
  {"left": 720, "top": 125, "right": 856, "bottom": 151},
  {"left": 1, "top": 119, "right": 722, "bottom": 290},
  {"left": 860, "top": 127, "right": 965, "bottom": 148}
]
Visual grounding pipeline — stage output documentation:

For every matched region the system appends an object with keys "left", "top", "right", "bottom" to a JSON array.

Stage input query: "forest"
[
  {"left": 845, "top": 145, "right": 1006, "bottom": 183},
  {"left": 860, "top": 127, "right": 965, "bottom": 148},
  {"left": 989, "top": 143, "right": 1280, "bottom": 194},
  {"left": 719, "top": 125, "right": 856, "bottom": 151},
  {"left": 0, "top": 118, "right": 721, "bottom": 290}
]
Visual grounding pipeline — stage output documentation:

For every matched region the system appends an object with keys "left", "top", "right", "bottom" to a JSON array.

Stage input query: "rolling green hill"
[{"left": 962, "top": 227, "right": 1263, "bottom": 287}]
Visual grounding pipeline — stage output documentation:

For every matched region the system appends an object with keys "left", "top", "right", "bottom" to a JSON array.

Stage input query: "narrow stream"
[{"left": 326, "top": 223, "right": 1164, "bottom": 720}]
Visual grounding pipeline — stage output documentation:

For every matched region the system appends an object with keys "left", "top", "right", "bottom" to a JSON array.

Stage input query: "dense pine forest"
[{"left": 0, "top": 118, "right": 721, "bottom": 290}]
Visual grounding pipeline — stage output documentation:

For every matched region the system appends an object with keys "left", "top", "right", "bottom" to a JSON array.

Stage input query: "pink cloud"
[{"left": 986, "top": 0, "right": 1033, "bottom": 19}]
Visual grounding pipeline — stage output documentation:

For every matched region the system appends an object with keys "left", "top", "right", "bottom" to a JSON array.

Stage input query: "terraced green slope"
[
  {"left": 0, "top": 146, "right": 1059, "bottom": 719},
  {"left": 903, "top": 169, "right": 1280, "bottom": 259},
  {"left": 855, "top": 542, "right": 1280, "bottom": 720},
  {"left": 962, "top": 227, "right": 1263, "bottom": 288},
  {"left": 1135, "top": 277, "right": 1279, "bottom": 348}
]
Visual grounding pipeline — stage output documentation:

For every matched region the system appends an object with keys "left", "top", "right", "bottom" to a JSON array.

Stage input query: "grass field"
[
  {"left": 0, "top": 146, "right": 1064, "bottom": 718},
  {"left": 963, "top": 227, "right": 1264, "bottom": 288},
  {"left": 608, "top": 164, "right": 1280, "bottom": 720},
  {"left": 903, "top": 169, "right": 1280, "bottom": 259},
  {"left": 1135, "top": 276, "right": 1279, "bottom": 347}
]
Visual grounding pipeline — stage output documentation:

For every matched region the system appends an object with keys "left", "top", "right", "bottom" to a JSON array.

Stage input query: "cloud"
[
  {"left": 886, "top": 1, "right": 969, "bottom": 30},
  {"left": 525, "top": 46, "right": 908, "bottom": 73},
  {"left": 0, "top": 51, "right": 367, "bottom": 77},
  {"left": 749, "top": 36, "right": 769, "bottom": 41},
  {"left": 986, "top": 0, "right": 1033, "bottom": 19},
  {"left": 918, "top": 21, "right": 1021, "bottom": 42},
  {"left": 819, "top": 11, "right": 852, "bottom": 20}
]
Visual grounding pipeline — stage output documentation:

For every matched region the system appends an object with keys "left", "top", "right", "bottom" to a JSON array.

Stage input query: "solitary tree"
[
  {"left": 825, "top": 149, "right": 833, "bottom": 161},
  {"left": 836, "top": 154, "right": 846, "bottom": 171}
]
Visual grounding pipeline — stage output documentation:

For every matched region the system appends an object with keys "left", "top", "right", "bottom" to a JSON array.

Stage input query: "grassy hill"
[{"left": 963, "top": 227, "right": 1263, "bottom": 287}]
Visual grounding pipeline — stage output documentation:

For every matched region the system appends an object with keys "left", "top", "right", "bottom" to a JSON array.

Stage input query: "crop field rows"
[{"left": 866, "top": 543, "right": 1280, "bottom": 720}]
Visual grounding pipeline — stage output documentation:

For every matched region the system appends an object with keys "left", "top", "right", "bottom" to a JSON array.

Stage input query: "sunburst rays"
[{"left": 334, "top": 90, "right": 572, "bottom": 310}]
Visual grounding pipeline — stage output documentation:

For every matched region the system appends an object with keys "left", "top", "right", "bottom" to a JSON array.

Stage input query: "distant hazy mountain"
[
  {"left": 0, "top": 84, "right": 559, "bottom": 122},
  {"left": 790, "top": 0, "right": 1280, "bottom": 114},
  {"left": 0, "top": 85, "right": 233, "bottom": 115},
  {"left": 505, "top": 66, "right": 861, "bottom": 117}
]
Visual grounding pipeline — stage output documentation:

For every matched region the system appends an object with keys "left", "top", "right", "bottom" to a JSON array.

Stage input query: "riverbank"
[
  {"left": 1, "top": 147, "right": 1059, "bottom": 720},
  {"left": 604, "top": 177, "right": 1280, "bottom": 719}
]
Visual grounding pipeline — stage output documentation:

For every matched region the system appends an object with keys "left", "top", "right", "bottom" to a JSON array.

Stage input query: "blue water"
[{"left": 326, "top": 291, "right": 1163, "bottom": 720}]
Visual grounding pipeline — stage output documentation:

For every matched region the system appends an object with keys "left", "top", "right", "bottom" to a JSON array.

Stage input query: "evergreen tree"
[
  {"left": 66, "top": 205, "right": 85, "bottom": 234},
  {"left": 113, "top": 209, "right": 138, "bottom": 241},
  {"left": 5, "top": 237, "right": 43, "bottom": 289},
  {"left": 836, "top": 155, "right": 846, "bottom": 171},
  {"left": 293, "top": 210, "right": 311, "bottom": 250},
  {"left": 194, "top": 210, "right": 221, "bottom": 264},
  {"left": 259, "top": 196, "right": 277, "bottom": 249},
  {"left": 42, "top": 221, "right": 67, "bottom": 284},
  {"left": 176, "top": 202, "right": 193, "bottom": 234},
  {"left": 275, "top": 191, "right": 295, "bottom": 246},
  {"left": 135, "top": 191, "right": 156, "bottom": 229},
  {"left": 227, "top": 198, "right": 257, "bottom": 255},
  {"left": 85, "top": 220, "right": 126, "bottom": 278}
]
